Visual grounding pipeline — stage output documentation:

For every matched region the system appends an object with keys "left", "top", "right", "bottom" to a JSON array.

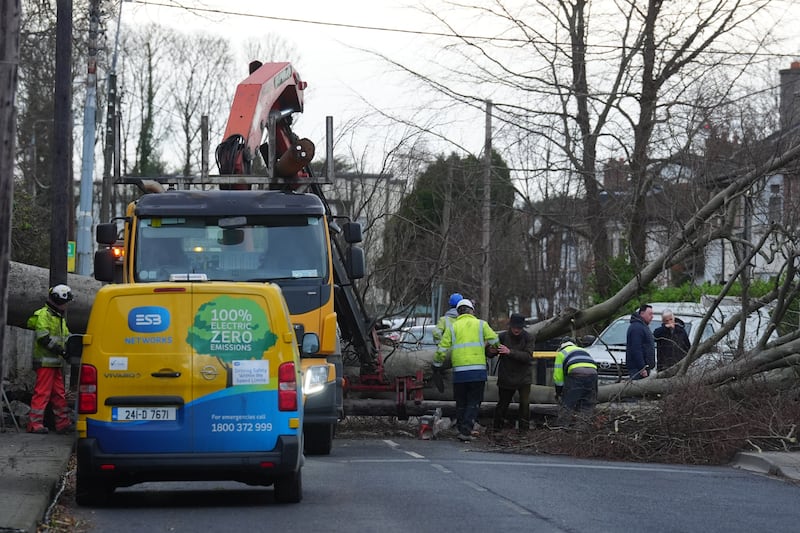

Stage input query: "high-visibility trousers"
[{"left": 28, "top": 367, "right": 71, "bottom": 432}]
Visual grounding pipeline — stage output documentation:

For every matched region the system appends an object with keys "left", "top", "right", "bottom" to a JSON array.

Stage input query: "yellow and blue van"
[{"left": 72, "top": 281, "right": 305, "bottom": 505}]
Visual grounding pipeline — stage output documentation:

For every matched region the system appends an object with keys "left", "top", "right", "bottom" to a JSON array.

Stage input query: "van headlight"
[{"left": 304, "top": 365, "right": 330, "bottom": 396}]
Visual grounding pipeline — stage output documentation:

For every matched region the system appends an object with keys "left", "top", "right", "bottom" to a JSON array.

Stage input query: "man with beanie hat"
[{"left": 492, "top": 313, "right": 535, "bottom": 434}]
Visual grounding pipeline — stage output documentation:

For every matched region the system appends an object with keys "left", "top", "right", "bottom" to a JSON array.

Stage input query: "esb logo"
[{"left": 128, "top": 306, "right": 170, "bottom": 333}]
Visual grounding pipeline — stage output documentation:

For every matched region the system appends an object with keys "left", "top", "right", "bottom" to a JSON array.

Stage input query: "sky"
[
  {"left": 120, "top": 0, "right": 483, "bottom": 169},
  {"left": 117, "top": 0, "right": 800, "bottom": 177}
]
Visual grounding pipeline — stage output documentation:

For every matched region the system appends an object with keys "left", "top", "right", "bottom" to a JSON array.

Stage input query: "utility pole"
[
  {"left": 1, "top": 0, "right": 22, "bottom": 427},
  {"left": 101, "top": 0, "right": 123, "bottom": 223},
  {"left": 437, "top": 159, "right": 453, "bottom": 321},
  {"left": 77, "top": 0, "right": 101, "bottom": 275},
  {"left": 480, "top": 100, "right": 492, "bottom": 321},
  {"left": 50, "top": 0, "right": 73, "bottom": 287}
]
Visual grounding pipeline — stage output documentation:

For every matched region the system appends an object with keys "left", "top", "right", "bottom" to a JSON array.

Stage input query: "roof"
[{"left": 135, "top": 190, "right": 325, "bottom": 217}]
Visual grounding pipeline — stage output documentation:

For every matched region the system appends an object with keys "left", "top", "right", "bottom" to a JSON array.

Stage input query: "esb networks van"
[{"left": 70, "top": 280, "right": 308, "bottom": 505}]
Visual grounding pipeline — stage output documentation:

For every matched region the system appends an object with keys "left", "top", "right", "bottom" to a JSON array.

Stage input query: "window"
[{"left": 134, "top": 215, "right": 328, "bottom": 282}]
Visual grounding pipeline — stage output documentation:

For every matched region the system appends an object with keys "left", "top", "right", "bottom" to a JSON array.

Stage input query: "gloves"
[
  {"left": 46, "top": 337, "right": 67, "bottom": 358},
  {"left": 431, "top": 365, "right": 445, "bottom": 393}
]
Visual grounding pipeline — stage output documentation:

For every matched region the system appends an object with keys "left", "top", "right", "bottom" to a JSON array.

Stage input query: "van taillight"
[
  {"left": 79, "top": 364, "right": 97, "bottom": 414},
  {"left": 278, "top": 362, "right": 297, "bottom": 411}
]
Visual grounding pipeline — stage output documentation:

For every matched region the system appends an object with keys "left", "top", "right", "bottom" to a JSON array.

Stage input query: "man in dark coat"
[
  {"left": 653, "top": 309, "right": 691, "bottom": 370},
  {"left": 492, "top": 313, "right": 535, "bottom": 433},
  {"left": 626, "top": 304, "right": 655, "bottom": 379}
]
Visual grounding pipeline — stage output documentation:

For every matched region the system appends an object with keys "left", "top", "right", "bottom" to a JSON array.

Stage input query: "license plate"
[{"left": 112, "top": 407, "right": 177, "bottom": 421}]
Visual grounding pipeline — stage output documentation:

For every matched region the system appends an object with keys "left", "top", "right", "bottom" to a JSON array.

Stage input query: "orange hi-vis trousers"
[{"left": 28, "top": 367, "right": 72, "bottom": 432}]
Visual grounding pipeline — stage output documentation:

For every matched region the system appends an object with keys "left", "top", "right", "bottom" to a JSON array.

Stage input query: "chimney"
[{"left": 779, "top": 61, "right": 800, "bottom": 130}]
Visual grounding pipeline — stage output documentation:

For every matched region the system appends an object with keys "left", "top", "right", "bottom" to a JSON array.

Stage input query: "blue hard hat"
[{"left": 448, "top": 293, "right": 463, "bottom": 308}]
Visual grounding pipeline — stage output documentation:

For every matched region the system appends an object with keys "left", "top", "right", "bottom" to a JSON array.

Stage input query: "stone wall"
[{"left": 2, "top": 326, "right": 35, "bottom": 391}]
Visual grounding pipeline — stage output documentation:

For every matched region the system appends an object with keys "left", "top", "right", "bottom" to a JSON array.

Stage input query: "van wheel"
[
  {"left": 304, "top": 423, "right": 334, "bottom": 455},
  {"left": 75, "top": 471, "right": 113, "bottom": 506},
  {"left": 274, "top": 469, "right": 302, "bottom": 503}
]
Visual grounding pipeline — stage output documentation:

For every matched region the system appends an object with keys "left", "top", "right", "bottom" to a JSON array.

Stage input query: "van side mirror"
[
  {"left": 66, "top": 334, "right": 83, "bottom": 362},
  {"left": 301, "top": 333, "right": 320, "bottom": 357}
]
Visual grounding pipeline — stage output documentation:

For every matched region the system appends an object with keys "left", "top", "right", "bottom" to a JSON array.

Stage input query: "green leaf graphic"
[{"left": 186, "top": 296, "right": 277, "bottom": 362}]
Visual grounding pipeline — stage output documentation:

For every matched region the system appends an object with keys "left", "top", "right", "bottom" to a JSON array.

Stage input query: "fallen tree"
[{"left": 6, "top": 260, "right": 101, "bottom": 333}]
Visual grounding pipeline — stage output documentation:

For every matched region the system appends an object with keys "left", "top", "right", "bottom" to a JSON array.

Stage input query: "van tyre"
[
  {"left": 273, "top": 469, "right": 302, "bottom": 503},
  {"left": 304, "top": 423, "right": 334, "bottom": 455},
  {"left": 75, "top": 472, "right": 113, "bottom": 507}
]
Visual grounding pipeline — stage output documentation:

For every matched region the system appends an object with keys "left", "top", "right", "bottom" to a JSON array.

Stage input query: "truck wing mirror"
[
  {"left": 96, "top": 223, "right": 117, "bottom": 245},
  {"left": 94, "top": 248, "right": 115, "bottom": 282},
  {"left": 342, "top": 222, "right": 362, "bottom": 244}
]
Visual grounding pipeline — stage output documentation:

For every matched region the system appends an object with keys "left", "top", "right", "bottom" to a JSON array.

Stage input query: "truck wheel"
[
  {"left": 304, "top": 423, "right": 334, "bottom": 455},
  {"left": 273, "top": 469, "right": 302, "bottom": 503},
  {"left": 75, "top": 471, "right": 113, "bottom": 506}
]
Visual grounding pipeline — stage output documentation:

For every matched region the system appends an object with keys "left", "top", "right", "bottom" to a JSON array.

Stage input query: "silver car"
[{"left": 584, "top": 303, "right": 730, "bottom": 381}]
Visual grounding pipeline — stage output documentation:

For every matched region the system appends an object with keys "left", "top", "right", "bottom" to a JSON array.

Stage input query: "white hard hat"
[
  {"left": 456, "top": 299, "right": 474, "bottom": 311},
  {"left": 559, "top": 340, "right": 575, "bottom": 351},
  {"left": 49, "top": 284, "right": 74, "bottom": 304}
]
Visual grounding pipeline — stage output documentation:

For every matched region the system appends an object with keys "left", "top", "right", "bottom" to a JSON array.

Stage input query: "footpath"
[
  {"left": 0, "top": 428, "right": 798, "bottom": 532},
  {"left": 0, "top": 430, "right": 74, "bottom": 533}
]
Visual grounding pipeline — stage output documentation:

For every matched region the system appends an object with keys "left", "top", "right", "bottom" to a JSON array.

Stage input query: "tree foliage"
[{"left": 378, "top": 150, "right": 518, "bottom": 319}]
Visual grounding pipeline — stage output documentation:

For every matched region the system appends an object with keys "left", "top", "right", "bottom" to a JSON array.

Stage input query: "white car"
[
  {"left": 396, "top": 324, "right": 439, "bottom": 351},
  {"left": 585, "top": 302, "right": 774, "bottom": 381}
]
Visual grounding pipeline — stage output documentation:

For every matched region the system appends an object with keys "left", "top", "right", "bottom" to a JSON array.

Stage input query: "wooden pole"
[
  {"left": 1, "top": 0, "right": 22, "bottom": 407},
  {"left": 480, "top": 100, "right": 492, "bottom": 320},
  {"left": 50, "top": 0, "right": 73, "bottom": 287}
]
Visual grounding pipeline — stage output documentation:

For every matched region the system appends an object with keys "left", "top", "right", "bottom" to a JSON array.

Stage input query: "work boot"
[
  {"left": 457, "top": 433, "right": 474, "bottom": 442},
  {"left": 28, "top": 426, "right": 49, "bottom": 434}
]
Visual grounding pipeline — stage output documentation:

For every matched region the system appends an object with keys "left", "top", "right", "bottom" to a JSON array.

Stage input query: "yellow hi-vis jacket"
[
  {"left": 434, "top": 313, "right": 499, "bottom": 383},
  {"left": 553, "top": 344, "right": 597, "bottom": 386},
  {"left": 433, "top": 308, "right": 458, "bottom": 343},
  {"left": 28, "top": 304, "right": 70, "bottom": 368}
]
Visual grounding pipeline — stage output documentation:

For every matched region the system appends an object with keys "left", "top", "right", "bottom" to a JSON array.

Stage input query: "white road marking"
[
  {"left": 431, "top": 463, "right": 452, "bottom": 474},
  {"left": 383, "top": 439, "right": 399, "bottom": 448},
  {"left": 405, "top": 451, "right": 426, "bottom": 459},
  {"left": 454, "top": 459, "right": 716, "bottom": 475}
]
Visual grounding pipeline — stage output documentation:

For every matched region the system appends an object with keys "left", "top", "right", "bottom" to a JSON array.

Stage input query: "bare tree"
[
  {"left": 167, "top": 32, "right": 234, "bottom": 176},
  {"left": 362, "top": 1, "right": 800, "bottom": 392},
  {"left": 118, "top": 24, "right": 172, "bottom": 176},
  {"left": 378, "top": 1, "right": 776, "bottom": 299}
]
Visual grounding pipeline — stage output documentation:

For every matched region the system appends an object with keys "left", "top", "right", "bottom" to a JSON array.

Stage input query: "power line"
[{"left": 130, "top": 0, "right": 799, "bottom": 58}]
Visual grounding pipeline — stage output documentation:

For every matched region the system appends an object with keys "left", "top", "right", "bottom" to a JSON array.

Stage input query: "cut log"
[
  {"left": 6, "top": 261, "right": 101, "bottom": 333},
  {"left": 343, "top": 398, "right": 559, "bottom": 418}
]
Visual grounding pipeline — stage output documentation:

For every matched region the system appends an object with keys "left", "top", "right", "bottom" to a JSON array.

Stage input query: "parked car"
[
  {"left": 584, "top": 302, "right": 774, "bottom": 381},
  {"left": 397, "top": 325, "right": 439, "bottom": 351}
]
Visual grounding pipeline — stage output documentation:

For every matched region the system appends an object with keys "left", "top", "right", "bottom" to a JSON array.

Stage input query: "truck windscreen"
[{"left": 134, "top": 215, "right": 328, "bottom": 282}]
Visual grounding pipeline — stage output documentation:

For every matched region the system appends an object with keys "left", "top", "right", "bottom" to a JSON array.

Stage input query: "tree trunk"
[
  {"left": 344, "top": 398, "right": 559, "bottom": 418},
  {"left": 6, "top": 261, "right": 101, "bottom": 333}
]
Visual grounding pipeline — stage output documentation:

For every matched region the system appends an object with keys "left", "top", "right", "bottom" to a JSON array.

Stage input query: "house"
[{"left": 526, "top": 62, "right": 800, "bottom": 318}]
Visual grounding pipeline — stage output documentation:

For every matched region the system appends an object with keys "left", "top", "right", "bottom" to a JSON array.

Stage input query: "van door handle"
[{"left": 151, "top": 371, "right": 181, "bottom": 378}]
